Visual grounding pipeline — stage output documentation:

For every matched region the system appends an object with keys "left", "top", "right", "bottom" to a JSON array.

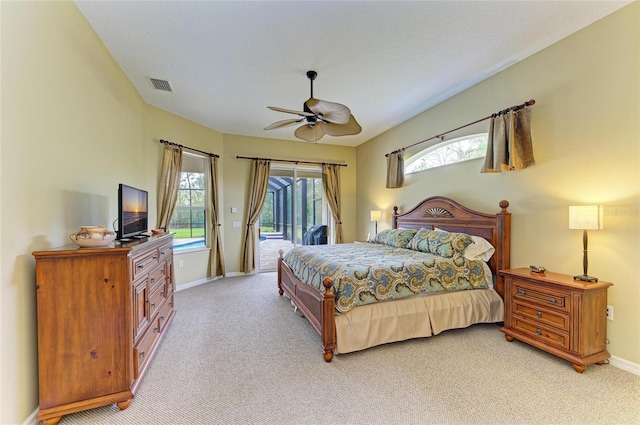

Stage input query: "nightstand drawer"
[
  {"left": 512, "top": 316, "right": 570, "bottom": 351},
  {"left": 513, "top": 300, "right": 570, "bottom": 332},
  {"left": 512, "top": 280, "right": 569, "bottom": 312}
]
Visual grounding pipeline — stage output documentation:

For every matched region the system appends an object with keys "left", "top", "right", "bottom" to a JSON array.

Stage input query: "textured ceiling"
[{"left": 75, "top": 1, "right": 630, "bottom": 147}]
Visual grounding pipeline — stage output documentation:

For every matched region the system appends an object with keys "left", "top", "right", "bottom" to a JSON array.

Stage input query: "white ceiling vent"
[{"left": 148, "top": 77, "right": 173, "bottom": 92}]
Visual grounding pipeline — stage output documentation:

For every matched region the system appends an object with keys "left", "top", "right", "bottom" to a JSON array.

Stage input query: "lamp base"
[{"left": 574, "top": 274, "right": 598, "bottom": 282}]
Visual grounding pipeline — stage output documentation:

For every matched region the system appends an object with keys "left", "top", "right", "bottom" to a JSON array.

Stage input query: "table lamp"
[
  {"left": 569, "top": 205, "right": 602, "bottom": 282},
  {"left": 370, "top": 210, "right": 381, "bottom": 235}
]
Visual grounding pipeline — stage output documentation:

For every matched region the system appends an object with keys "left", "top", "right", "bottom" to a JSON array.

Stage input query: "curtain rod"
[
  {"left": 385, "top": 99, "right": 535, "bottom": 157},
  {"left": 236, "top": 156, "right": 347, "bottom": 167},
  {"left": 160, "top": 139, "right": 219, "bottom": 158}
]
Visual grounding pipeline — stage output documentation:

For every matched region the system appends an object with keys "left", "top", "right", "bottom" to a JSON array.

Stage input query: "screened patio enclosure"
[{"left": 259, "top": 175, "right": 327, "bottom": 244}]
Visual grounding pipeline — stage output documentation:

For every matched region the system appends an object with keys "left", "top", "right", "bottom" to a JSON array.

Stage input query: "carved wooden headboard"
[{"left": 392, "top": 196, "right": 511, "bottom": 298}]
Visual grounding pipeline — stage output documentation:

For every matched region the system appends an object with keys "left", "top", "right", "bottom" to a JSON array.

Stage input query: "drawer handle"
[
  {"left": 151, "top": 302, "right": 156, "bottom": 308},
  {"left": 536, "top": 311, "right": 542, "bottom": 318},
  {"left": 160, "top": 250, "right": 166, "bottom": 255},
  {"left": 161, "top": 315, "right": 165, "bottom": 321},
  {"left": 161, "top": 269, "right": 166, "bottom": 275},
  {"left": 154, "top": 327, "right": 159, "bottom": 333},
  {"left": 518, "top": 289, "right": 526, "bottom": 296},
  {"left": 150, "top": 277, "right": 155, "bottom": 283},
  {"left": 535, "top": 328, "right": 542, "bottom": 335},
  {"left": 137, "top": 264, "right": 144, "bottom": 270},
  {"left": 549, "top": 297, "right": 556, "bottom": 304},
  {"left": 140, "top": 351, "right": 145, "bottom": 359},
  {"left": 153, "top": 255, "right": 158, "bottom": 261}
]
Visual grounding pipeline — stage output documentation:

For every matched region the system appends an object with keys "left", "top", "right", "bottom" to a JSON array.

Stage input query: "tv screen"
[{"left": 118, "top": 184, "right": 149, "bottom": 239}]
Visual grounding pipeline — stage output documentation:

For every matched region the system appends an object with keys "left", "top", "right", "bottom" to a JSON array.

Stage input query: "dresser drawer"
[
  {"left": 512, "top": 300, "right": 570, "bottom": 332},
  {"left": 133, "top": 324, "right": 160, "bottom": 379},
  {"left": 512, "top": 316, "right": 570, "bottom": 351},
  {"left": 512, "top": 279, "right": 569, "bottom": 312},
  {"left": 131, "top": 249, "right": 160, "bottom": 280},
  {"left": 149, "top": 264, "right": 166, "bottom": 294},
  {"left": 148, "top": 285, "right": 165, "bottom": 320},
  {"left": 158, "top": 243, "right": 173, "bottom": 264},
  {"left": 157, "top": 294, "right": 174, "bottom": 333}
]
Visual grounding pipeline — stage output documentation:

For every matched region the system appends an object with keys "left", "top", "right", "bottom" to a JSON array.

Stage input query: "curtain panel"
[
  {"left": 157, "top": 145, "right": 183, "bottom": 230},
  {"left": 241, "top": 159, "right": 271, "bottom": 273},
  {"left": 322, "top": 164, "right": 343, "bottom": 244},
  {"left": 206, "top": 155, "right": 225, "bottom": 278},
  {"left": 386, "top": 150, "right": 404, "bottom": 188},
  {"left": 481, "top": 106, "right": 535, "bottom": 173}
]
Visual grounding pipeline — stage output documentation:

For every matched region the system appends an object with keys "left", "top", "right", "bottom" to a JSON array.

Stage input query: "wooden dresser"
[
  {"left": 33, "top": 233, "right": 175, "bottom": 424},
  {"left": 500, "top": 268, "right": 612, "bottom": 373}
]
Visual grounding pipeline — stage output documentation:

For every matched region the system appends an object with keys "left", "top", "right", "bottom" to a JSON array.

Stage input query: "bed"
[{"left": 277, "top": 196, "right": 511, "bottom": 362}]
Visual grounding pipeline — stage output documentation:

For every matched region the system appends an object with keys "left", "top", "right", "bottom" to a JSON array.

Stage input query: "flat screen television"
[{"left": 117, "top": 184, "right": 149, "bottom": 240}]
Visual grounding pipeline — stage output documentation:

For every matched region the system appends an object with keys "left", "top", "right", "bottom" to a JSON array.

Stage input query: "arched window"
[{"left": 405, "top": 133, "right": 488, "bottom": 174}]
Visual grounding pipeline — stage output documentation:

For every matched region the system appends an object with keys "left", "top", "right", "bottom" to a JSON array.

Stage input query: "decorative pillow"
[
  {"left": 407, "top": 228, "right": 435, "bottom": 253},
  {"left": 371, "top": 228, "right": 417, "bottom": 249},
  {"left": 420, "top": 228, "right": 473, "bottom": 258},
  {"left": 434, "top": 228, "right": 495, "bottom": 262}
]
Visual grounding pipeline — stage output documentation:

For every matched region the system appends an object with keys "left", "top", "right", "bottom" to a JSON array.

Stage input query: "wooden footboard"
[{"left": 278, "top": 250, "right": 336, "bottom": 362}]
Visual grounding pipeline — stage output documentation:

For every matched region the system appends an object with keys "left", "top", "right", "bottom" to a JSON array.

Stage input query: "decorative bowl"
[{"left": 70, "top": 226, "right": 116, "bottom": 248}]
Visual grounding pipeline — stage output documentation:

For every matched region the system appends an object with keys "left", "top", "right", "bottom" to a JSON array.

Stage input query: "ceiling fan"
[{"left": 264, "top": 70, "right": 361, "bottom": 142}]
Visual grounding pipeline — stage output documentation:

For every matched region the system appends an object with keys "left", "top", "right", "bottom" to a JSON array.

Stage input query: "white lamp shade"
[
  {"left": 569, "top": 205, "right": 603, "bottom": 230},
  {"left": 370, "top": 210, "right": 382, "bottom": 222}
]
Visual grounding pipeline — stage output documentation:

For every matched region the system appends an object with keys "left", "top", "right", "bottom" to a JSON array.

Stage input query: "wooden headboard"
[{"left": 392, "top": 196, "right": 511, "bottom": 298}]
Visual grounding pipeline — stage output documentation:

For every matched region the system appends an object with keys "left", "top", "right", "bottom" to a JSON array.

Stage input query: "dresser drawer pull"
[
  {"left": 150, "top": 277, "right": 155, "bottom": 284},
  {"left": 536, "top": 311, "right": 542, "bottom": 318},
  {"left": 136, "top": 264, "right": 144, "bottom": 270},
  {"left": 549, "top": 297, "right": 556, "bottom": 304},
  {"left": 536, "top": 328, "right": 542, "bottom": 335},
  {"left": 518, "top": 289, "right": 526, "bottom": 296},
  {"left": 140, "top": 351, "right": 145, "bottom": 359},
  {"left": 154, "top": 326, "right": 159, "bottom": 333}
]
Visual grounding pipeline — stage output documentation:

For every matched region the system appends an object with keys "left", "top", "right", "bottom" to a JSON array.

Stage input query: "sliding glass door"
[{"left": 257, "top": 165, "right": 328, "bottom": 272}]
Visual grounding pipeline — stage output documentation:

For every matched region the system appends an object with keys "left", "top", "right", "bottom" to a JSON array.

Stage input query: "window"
[
  {"left": 169, "top": 153, "right": 206, "bottom": 250},
  {"left": 405, "top": 133, "right": 488, "bottom": 174}
]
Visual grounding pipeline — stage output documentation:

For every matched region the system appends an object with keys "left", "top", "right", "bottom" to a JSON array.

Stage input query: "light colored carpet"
[{"left": 60, "top": 272, "right": 639, "bottom": 425}]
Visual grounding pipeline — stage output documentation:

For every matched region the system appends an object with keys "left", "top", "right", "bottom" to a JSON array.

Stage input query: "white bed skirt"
[{"left": 334, "top": 288, "right": 504, "bottom": 354}]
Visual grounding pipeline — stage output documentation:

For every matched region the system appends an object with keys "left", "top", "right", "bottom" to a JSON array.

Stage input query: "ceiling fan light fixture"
[{"left": 265, "top": 70, "right": 361, "bottom": 142}]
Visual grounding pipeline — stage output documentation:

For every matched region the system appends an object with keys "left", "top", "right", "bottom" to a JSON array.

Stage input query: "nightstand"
[{"left": 500, "top": 268, "right": 612, "bottom": 373}]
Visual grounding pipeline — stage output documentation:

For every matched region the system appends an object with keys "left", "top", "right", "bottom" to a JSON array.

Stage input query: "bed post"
[
  {"left": 495, "top": 200, "right": 511, "bottom": 299},
  {"left": 277, "top": 249, "right": 284, "bottom": 295},
  {"left": 321, "top": 277, "right": 336, "bottom": 362}
]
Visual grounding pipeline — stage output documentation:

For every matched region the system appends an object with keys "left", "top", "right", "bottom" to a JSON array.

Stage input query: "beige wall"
[{"left": 356, "top": 3, "right": 639, "bottom": 365}]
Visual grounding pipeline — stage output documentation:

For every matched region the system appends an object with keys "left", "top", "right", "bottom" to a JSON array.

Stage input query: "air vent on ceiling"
[{"left": 148, "top": 77, "right": 173, "bottom": 92}]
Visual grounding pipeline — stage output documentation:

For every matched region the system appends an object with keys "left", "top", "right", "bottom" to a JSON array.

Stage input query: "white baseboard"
[
  {"left": 610, "top": 355, "right": 640, "bottom": 376},
  {"left": 23, "top": 409, "right": 37, "bottom": 425},
  {"left": 174, "top": 272, "right": 256, "bottom": 292}
]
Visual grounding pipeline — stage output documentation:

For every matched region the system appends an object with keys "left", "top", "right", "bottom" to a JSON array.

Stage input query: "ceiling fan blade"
[
  {"left": 319, "top": 115, "right": 362, "bottom": 137},
  {"left": 294, "top": 123, "right": 325, "bottom": 142},
  {"left": 267, "top": 106, "right": 314, "bottom": 117},
  {"left": 305, "top": 98, "right": 351, "bottom": 124},
  {"left": 264, "top": 119, "right": 303, "bottom": 130}
]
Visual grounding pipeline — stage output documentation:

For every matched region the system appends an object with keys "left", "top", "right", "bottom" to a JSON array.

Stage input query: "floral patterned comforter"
[{"left": 283, "top": 242, "right": 488, "bottom": 313}]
